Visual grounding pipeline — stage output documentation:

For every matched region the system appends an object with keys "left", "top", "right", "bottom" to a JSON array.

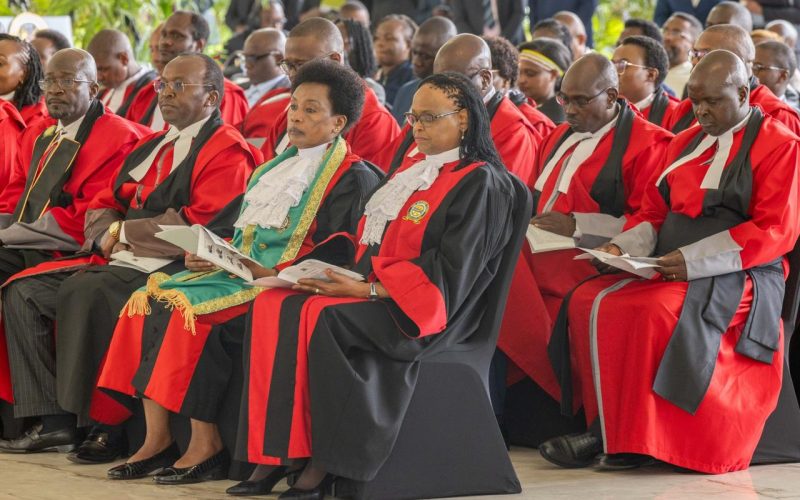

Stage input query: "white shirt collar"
[
  {"left": 634, "top": 92, "right": 657, "bottom": 111},
  {"left": 483, "top": 86, "right": 497, "bottom": 104},
  {"left": 297, "top": 141, "right": 330, "bottom": 161},
  {"left": 128, "top": 114, "right": 213, "bottom": 182},
  {"left": 424, "top": 146, "right": 460, "bottom": 164},
  {"left": 0, "top": 91, "right": 14, "bottom": 101},
  {"left": 57, "top": 114, "right": 87, "bottom": 141},
  {"left": 102, "top": 66, "right": 150, "bottom": 111},
  {"left": 244, "top": 74, "right": 287, "bottom": 107}
]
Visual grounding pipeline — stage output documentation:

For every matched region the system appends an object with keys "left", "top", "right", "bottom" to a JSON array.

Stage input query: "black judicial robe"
[{"left": 238, "top": 157, "right": 516, "bottom": 481}]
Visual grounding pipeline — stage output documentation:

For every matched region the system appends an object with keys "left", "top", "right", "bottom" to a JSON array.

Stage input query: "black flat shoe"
[
  {"left": 67, "top": 428, "right": 126, "bottom": 464},
  {"left": 598, "top": 453, "right": 656, "bottom": 470},
  {"left": 226, "top": 466, "right": 290, "bottom": 496},
  {"left": 0, "top": 423, "right": 78, "bottom": 453},
  {"left": 539, "top": 432, "right": 603, "bottom": 468},
  {"left": 107, "top": 442, "right": 180, "bottom": 480},
  {"left": 278, "top": 474, "right": 335, "bottom": 500},
  {"left": 153, "top": 449, "right": 230, "bottom": 485}
]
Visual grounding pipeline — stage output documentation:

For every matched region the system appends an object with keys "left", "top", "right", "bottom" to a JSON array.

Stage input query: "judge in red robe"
[
  {"left": 232, "top": 72, "right": 518, "bottom": 496},
  {"left": 124, "top": 11, "right": 249, "bottom": 129},
  {"left": 238, "top": 86, "right": 290, "bottom": 147},
  {"left": 539, "top": 51, "right": 800, "bottom": 474},
  {"left": 497, "top": 54, "right": 673, "bottom": 409},
  {"left": 665, "top": 25, "right": 800, "bottom": 135}
]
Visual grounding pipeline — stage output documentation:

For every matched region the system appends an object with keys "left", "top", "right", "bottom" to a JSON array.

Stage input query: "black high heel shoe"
[
  {"left": 278, "top": 473, "right": 335, "bottom": 500},
  {"left": 107, "top": 442, "right": 180, "bottom": 480},
  {"left": 226, "top": 466, "right": 291, "bottom": 496}
]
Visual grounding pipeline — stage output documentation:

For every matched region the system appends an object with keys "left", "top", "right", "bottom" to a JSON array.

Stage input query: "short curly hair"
[
  {"left": 484, "top": 36, "right": 519, "bottom": 88},
  {"left": 291, "top": 59, "right": 364, "bottom": 133},
  {"left": 619, "top": 35, "right": 670, "bottom": 87}
]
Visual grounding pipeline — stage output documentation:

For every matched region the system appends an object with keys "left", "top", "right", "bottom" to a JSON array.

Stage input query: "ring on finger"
[{"left": 315, "top": 288, "right": 320, "bottom": 294}]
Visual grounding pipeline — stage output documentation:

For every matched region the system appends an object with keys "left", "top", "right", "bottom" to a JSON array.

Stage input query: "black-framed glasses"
[
  {"left": 38, "top": 78, "right": 94, "bottom": 91},
  {"left": 153, "top": 80, "right": 213, "bottom": 94},
  {"left": 279, "top": 52, "right": 336, "bottom": 74},
  {"left": 404, "top": 109, "right": 461, "bottom": 126},
  {"left": 237, "top": 50, "right": 282, "bottom": 65},
  {"left": 612, "top": 59, "right": 652, "bottom": 74},
  {"left": 555, "top": 87, "right": 611, "bottom": 108},
  {"left": 689, "top": 48, "right": 710, "bottom": 60},
  {"left": 753, "top": 63, "right": 787, "bottom": 74}
]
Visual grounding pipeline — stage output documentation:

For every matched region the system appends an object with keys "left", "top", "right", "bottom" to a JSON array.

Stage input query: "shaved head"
[
  {"left": 559, "top": 53, "right": 619, "bottom": 133},
  {"left": 86, "top": 29, "right": 139, "bottom": 89},
  {"left": 44, "top": 48, "right": 99, "bottom": 125},
  {"left": 554, "top": 10, "right": 587, "bottom": 57},
  {"left": 688, "top": 49, "right": 749, "bottom": 135},
  {"left": 694, "top": 25, "right": 755, "bottom": 75},
  {"left": 411, "top": 16, "right": 457, "bottom": 78},
  {"left": 706, "top": 1, "right": 753, "bottom": 32},
  {"left": 417, "top": 16, "right": 457, "bottom": 45},
  {"left": 766, "top": 20, "right": 798, "bottom": 48},
  {"left": 433, "top": 33, "right": 493, "bottom": 96},
  {"left": 52, "top": 48, "right": 96, "bottom": 81},
  {"left": 288, "top": 17, "right": 344, "bottom": 56},
  {"left": 86, "top": 29, "right": 132, "bottom": 58},
  {"left": 563, "top": 53, "right": 618, "bottom": 93}
]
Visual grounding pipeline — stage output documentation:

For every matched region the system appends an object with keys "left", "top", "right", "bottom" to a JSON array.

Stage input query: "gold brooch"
[{"left": 402, "top": 201, "right": 429, "bottom": 224}]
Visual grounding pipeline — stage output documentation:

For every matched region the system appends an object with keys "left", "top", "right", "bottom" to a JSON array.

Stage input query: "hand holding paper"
[{"left": 575, "top": 248, "right": 660, "bottom": 279}]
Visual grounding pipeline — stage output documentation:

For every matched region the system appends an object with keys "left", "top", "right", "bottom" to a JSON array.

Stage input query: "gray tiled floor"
[{"left": 1, "top": 448, "right": 799, "bottom": 499}]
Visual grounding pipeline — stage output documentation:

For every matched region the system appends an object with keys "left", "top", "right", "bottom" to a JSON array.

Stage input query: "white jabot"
[
  {"left": 483, "top": 86, "right": 497, "bottom": 104},
  {"left": 127, "top": 114, "right": 212, "bottom": 181},
  {"left": 102, "top": 66, "right": 149, "bottom": 113},
  {"left": 534, "top": 108, "right": 619, "bottom": 212},
  {"left": 634, "top": 92, "right": 657, "bottom": 112},
  {"left": 150, "top": 105, "right": 166, "bottom": 131},
  {"left": 361, "top": 147, "right": 461, "bottom": 246},
  {"left": 56, "top": 114, "right": 87, "bottom": 142},
  {"left": 655, "top": 111, "right": 752, "bottom": 189},
  {"left": 235, "top": 142, "right": 330, "bottom": 229}
]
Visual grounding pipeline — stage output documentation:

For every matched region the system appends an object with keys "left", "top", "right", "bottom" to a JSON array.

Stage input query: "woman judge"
[
  {"left": 230, "top": 72, "right": 518, "bottom": 498},
  {"left": 96, "top": 60, "right": 381, "bottom": 483},
  {"left": 516, "top": 37, "right": 572, "bottom": 125}
]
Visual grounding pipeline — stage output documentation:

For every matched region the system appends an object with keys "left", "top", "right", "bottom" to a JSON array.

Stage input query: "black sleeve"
[{"left": 206, "top": 193, "right": 244, "bottom": 239}]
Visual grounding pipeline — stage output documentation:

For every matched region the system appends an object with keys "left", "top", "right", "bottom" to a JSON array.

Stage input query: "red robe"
[
  {"left": 373, "top": 96, "right": 539, "bottom": 188},
  {"left": 497, "top": 106, "right": 673, "bottom": 402},
  {"left": 125, "top": 78, "right": 249, "bottom": 128},
  {"left": 638, "top": 91, "right": 680, "bottom": 129},
  {"left": 666, "top": 83, "right": 800, "bottom": 136},
  {"left": 259, "top": 85, "right": 401, "bottom": 166},
  {"left": 517, "top": 99, "right": 556, "bottom": 141},
  {"left": 564, "top": 114, "right": 800, "bottom": 473},
  {"left": 237, "top": 87, "right": 291, "bottom": 145}
]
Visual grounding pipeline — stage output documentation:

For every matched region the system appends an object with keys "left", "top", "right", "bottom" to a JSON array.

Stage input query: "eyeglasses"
[
  {"left": 689, "top": 48, "right": 710, "bottom": 60},
  {"left": 555, "top": 87, "right": 611, "bottom": 108},
  {"left": 753, "top": 63, "right": 787, "bottom": 74},
  {"left": 279, "top": 52, "right": 336, "bottom": 74},
  {"left": 38, "top": 78, "right": 94, "bottom": 91},
  {"left": 612, "top": 59, "right": 653, "bottom": 74},
  {"left": 237, "top": 50, "right": 282, "bottom": 65},
  {"left": 661, "top": 28, "right": 691, "bottom": 42},
  {"left": 404, "top": 109, "right": 461, "bottom": 126},
  {"left": 153, "top": 80, "right": 213, "bottom": 94}
]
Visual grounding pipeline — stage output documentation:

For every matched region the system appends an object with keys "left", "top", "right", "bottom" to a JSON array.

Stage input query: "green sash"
[{"left": 121, "top": 137, "right": 348, "bottom": 333}]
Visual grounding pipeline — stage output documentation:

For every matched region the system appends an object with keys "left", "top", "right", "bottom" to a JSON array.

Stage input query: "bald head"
[
  {"left": 695, "top": 25, "right": 755, "bottom": 75},
  {"left": 766, "top": 20, "right": 798, "bottom": 48},
  {"left": 244, "top": 28, "right": 285, "bottom": 84},
  {"left": 411, "top": 17, "right": 457, "bottom": 78},
  {"left": 706, "top": 1, "right": 753, "bottom": 32},
  {"left": 87, "top": 29, "right": 140, "bottom": 89},
  {"left": 558, "top": 54, "right": 619, "bottom": 133},
  {"left": 554, "top": 11, "right": 588, "bottom": 57},
  {"left": 688, "top": 49, "right": 749, "bottom": 135},
  {"left": 44, "top": 48, "right": 99, "bottom": 125},
  {"left": 417, "top": 16, "right": 457, "bottom": 44},
  {"left": 288, "top": 17, "right": 344, "bottom": 56},
  {"left": 87, "top": 29, "right": 132, "bottom": 57},
  {"left": 563, "top": 53, "right": 618, "bottom": 93},
  {"left": 50, "top": 48, "right": 96, "bottom": 81},
  {"left": 433, "top": 34, "right": 493, "bottom": 96}
]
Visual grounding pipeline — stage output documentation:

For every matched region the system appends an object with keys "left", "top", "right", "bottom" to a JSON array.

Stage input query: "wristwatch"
[
  {"left": 368, "top": 282, "right": 379, "bottom": 300},
  {"left": 108, "top": 220, "right": 123, "bottom": 240}
]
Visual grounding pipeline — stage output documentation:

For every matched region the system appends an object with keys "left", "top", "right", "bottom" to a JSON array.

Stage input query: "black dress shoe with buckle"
[
  {"left": 278, "top": 474, "right": 335, "bottom": 500},
  {"left": 0, "top": 423, "right": 78, "bottom": 453},
  {"left": 226, "top": 466, "right": 290, "bottom": 496},
  {"left": 539, "top": 432, "right": 603, "bottom": 468},
  {"left": 107, "top": 442, "right": 180, "bottom": 480},
  {"left": 153, "top": 448, "right": 230, "bottom": 485},
  {"left": 598, "top": 453, "right": 656, "bottom": 470},
  {"left": 67, "top": 429, "right": 127, "bottom": 464}
]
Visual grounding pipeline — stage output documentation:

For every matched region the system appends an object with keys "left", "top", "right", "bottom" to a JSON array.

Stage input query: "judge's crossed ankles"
[{"left": 0, "top": 54, "right": 258, "bottom": 461}]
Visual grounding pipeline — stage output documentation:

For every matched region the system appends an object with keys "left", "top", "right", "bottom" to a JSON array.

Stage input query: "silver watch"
[{"left": 368, "top": 282, "right": 379, "bottom": 300}]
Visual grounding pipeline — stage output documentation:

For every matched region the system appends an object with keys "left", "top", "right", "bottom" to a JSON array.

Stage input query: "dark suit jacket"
[
  {"left": 529, "top": 0, "right": 598, "bottom": 47},
  {"left": 653, "top": 0, "right": 722, "bottom": 26},
  {"left": 370, "top": 0, "right": 442, "bottom": 25},
  {"left": 451, "top": 0, "right": 526, "bottom": 44}
]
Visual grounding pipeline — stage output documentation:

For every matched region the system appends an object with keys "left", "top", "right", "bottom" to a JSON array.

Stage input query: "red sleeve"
[
  {"left": 344, "top": 105, "right": 401, "bottom": 165},
  {"left": 493, "top": 120, "right": 538, "bottom": 190},
  {"left": 0, "top": 123, "right": 48, "bottom": 214},
  {"left": 621, "top": 130, "right": 673, "bottom": 215},
  {"left": 220, "top": 83, "right": 250, "bottom": 126}
]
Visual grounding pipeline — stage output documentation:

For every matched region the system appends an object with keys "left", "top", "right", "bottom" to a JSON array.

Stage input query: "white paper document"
[
  {"left": 247, "top": 259, "right": 365, "bottom": 288},
  {"left": 109, "top": 251, "right": 174, "bottom": 273},
  {"left": 155, "top": 224, "right": 255, "bottom": 281},
  {"left": 526, "top": 225, "right": 576, "bottom": 253},
  {"left": 574, "top": 248, "right": 660, "bottom": 279}
]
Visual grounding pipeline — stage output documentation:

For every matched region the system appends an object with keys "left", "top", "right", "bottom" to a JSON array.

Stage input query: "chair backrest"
[
  {"left": 782, "top": 238, "right": 800, "bottom": 332},
  {"left": 427, "top": 172, "right": 532, "bottom": 386}
]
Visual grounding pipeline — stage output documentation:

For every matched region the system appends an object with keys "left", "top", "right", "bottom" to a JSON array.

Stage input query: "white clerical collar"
[
  {"left": 0, "top": 91, "right": 14, "bottom": 101},
  {"left": 128, "top": 114, "right": 212, "bottom": 182},
  {"left": 634, "top": 92, "right": 657, "bottom": 111},
  {"left": 167, "top": 113, "right": 211, "bottom": 139},
  {"left": 297, "top": 141, "right": 330, "bottom": 160},
  {"left": 483, "top": 86, "right": 497, "bottom": 104},
  {"left": 57, "top": 114, "right": 87, "bottom": 141},
  {"left": 424, "top": 146, "right": 460, "bottom": 164},
  {"left": 655, "top": 110, "right": 752, "bottom": 189}
]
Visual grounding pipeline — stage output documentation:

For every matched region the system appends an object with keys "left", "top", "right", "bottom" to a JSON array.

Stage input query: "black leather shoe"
[
  {"left": 539, "top": 432, "right": 603, "bottom": 468},
  {"left": 153, "top": 449, "right": 230, "bottom": 485},
  {"left": 278, "top": 474, "right": 335, "bottom": 500},
  {"left": 598, "top": 453, "right": 656, "bottom": 470},
  {"left": 67, "top": 429, "right": 126, "bottom": 464},
  {"left": 107, "top": 442, "right": 180, "bottom": 480},
  {"left": 0, "top": 423, "right": 78, "bottom": 453},
  {"left": 226, "top": 466, "right": 290, "bottom": 496}
]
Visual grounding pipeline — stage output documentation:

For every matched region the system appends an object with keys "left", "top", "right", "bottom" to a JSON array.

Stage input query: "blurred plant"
[{"left": 592, "top": 0, "right": 655, "bottom": 55}]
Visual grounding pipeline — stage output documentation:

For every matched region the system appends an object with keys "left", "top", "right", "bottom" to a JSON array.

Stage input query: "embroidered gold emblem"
[{"left": 402, "top": 201, "right": 429, "bottom": 223}]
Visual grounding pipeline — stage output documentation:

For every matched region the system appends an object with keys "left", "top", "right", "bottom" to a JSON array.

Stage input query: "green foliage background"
[{"left": 593, "top": 0, "right": 656, "bottom": 55}]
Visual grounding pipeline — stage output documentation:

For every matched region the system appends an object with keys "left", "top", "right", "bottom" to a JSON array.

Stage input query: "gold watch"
[{"left": 109, "top": 220, "right": 122, "bottom": 240}]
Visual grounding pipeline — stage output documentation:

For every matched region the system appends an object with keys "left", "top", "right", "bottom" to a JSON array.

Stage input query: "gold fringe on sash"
[{"left": 118, "top": 272, "right": 172, "bottom": 319}]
